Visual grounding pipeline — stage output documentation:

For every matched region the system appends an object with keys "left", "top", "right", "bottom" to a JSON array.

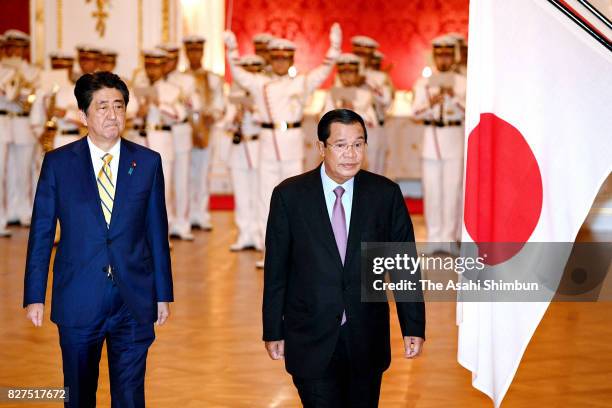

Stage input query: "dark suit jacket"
[
  {"left": 263, "top": 165, "right": 425, "bottom": 379},
  {"left": 23, "top": 137, "right": 173, "bottom": 327}
]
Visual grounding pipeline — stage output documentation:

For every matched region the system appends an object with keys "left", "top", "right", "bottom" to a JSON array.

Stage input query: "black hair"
[
  {"left": 317, "top": 109, "right": 367, "bottom": 144},
  {"left": 74, "top": 71, "right": 129, "bottom": 114}
]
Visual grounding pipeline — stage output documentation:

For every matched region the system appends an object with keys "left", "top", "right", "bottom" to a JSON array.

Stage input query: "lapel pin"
[{"left": 128, "top": 161, "right": 137, "bottom": 175}]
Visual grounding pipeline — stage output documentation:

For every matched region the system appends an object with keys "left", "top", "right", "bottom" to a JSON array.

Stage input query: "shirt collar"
[
  {"left": 87, "top": 136, "right": 121, "bottom": 161},
  {"left": 320, "top": 163, "right": 354, "bottom": 196}
]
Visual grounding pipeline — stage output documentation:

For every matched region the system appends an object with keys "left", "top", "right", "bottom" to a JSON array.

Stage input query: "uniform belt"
[
  {"left": 249, "top": 135, "right": 259, "bottom": 141},
  {"left": 173, "top": 118, "right": 189, "bottom": 125},
  {"left": 9, "top": 112, "right": 29, "bottom": 117},
  {"left": 149, "top": 124, "right": 172, "bottom": 131},
  {"left": 0, "top": 110, "right": 8, "bottom": 116},
  {"left": 378, "top": 119, "right": 385, "bottom": 126},
  {"left": 423, "top": 120, "right": 462, "bottom": 127},
  {"left": 59, "top": 129, "right": 80, "bottom": 135},
  {"left": 260, "top": 121, "right": 302, "bottom": 130}
]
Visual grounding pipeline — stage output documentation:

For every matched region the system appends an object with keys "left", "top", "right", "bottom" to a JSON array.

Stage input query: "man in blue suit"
[{"left": 23, "top": 71, "right": 173, "bottom": 408}]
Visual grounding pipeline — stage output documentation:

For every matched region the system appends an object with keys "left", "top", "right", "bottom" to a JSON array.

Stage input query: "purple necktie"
[{"left": 331, "top": 186, "right": 347, "bottom": 325}]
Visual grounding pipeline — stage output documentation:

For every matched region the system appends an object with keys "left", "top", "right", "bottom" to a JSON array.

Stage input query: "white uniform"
[
  {"left": 227, "top": 49, "right": 337, "bottom": 245},
  {"left": 411, "top": 71, "right": 466, "bottom": 242},
  {"left": 167, "top": 70, "right": 198, "bottom": 237},
  {"left": 142, "top": 78, "right": 186, "bottom": 227},
  {"left": 0, "top": 65, "right": 16, "bottom": 234},
  {"left": 226, "top": 82, "right": 262, "bottom": 249},
  {"left": 185, "top": 69, "right": 224, "bottom": 229},
  {"left": 3, "top": 57, "right": 40, "bottom": 225},
  {"left": 324, "top": 84, "right": 379, "bottom": 142},
  {"left": 363, "top": 68, "right": 392, "bottom": 175}
]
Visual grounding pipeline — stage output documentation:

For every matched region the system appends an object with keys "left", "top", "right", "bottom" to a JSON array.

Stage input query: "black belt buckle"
[{"left": 232, "top": 131, "right": 242, "bottom": 145}]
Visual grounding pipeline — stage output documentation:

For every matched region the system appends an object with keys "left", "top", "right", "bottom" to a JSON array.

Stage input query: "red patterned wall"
[
  {"left": 0, "top": 0, "right": 29, "bottom": 36},
  {"left": 226, "top": 0, "right": 469, "bottom": 89}
]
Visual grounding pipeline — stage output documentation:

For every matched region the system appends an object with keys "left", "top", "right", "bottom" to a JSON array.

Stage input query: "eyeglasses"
[{"left": 327, "top": 141, "right": 366, "bottom": 154}]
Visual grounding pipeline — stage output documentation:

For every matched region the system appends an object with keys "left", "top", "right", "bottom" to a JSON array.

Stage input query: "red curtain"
[
  {"left": 0, "top": 0, "right": 29, "bottom": 36},
  {"left": 226, "top": 0, "right": 468, "bottom": 89}
]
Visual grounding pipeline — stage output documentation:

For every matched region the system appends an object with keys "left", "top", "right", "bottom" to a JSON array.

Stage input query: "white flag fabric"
[{"left": 458, "top": 0, "right": 612, "bottom": 406}]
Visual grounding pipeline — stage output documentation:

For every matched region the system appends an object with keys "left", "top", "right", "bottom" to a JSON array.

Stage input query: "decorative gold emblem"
[{"left": 86, "top": 0, "right": 110, "bottom": 37}]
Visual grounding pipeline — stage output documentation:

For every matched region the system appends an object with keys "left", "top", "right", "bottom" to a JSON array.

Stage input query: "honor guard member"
[
  {"left": 324, "top": 53, "right": 379, "bottom": 150},
  {"left": 371, "top": 50, "right": 396, "bottom": 97},
  {"left": 136, "top": 49, "right": 186, "bottom": 229},
  {"left": 0, "top": 34, "right": 14, "bottom": 236},
  {"left": 411, "top": 35, "right": 466, "bottom": 245},
  {"left": 226, "top": 54, "right": 265, "bottom": 251},
  {"left": 224, "top": 23, "right": 342, "bottom": 268},
  {"left": 73, "top": 44, "right": 101, "bottom": 81},
  {"left": 31, "top": 51, "right": 76, "bottom": 153},
  {"left": 99, "top": 48, "right": 118, "bottom": 72},
  {"left": 2, "top": 30, "right": 40, "bottom": 227},
  {"left": 350, "top": 35, "right": 392, "bottom": 175},
  {"left": 158, "top": 42, "right": 196, "bottom": 240},
  {"left": 182, "top": 35, "right": 225, "bottom": 231},
  {"left": 252, "top": 33, "right": 275, "bottom": 74}
]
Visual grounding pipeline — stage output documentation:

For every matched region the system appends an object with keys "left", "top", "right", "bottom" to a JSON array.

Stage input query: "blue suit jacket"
[{"left": 23, "top": 137, "right": 173, "bottom": 327}]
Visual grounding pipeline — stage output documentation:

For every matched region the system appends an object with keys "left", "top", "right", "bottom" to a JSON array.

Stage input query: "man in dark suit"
[
  {"left": 263, "top": 109, "right": 426, "bottom": 407},
  {"left": 23, "top": 71, "right": 173, "bottom": 408}
]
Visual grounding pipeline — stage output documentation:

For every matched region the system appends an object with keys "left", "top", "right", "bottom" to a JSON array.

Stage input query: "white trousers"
[
  {"left": 189, "top": 147, "right": 211, "bottom": 226},
  {"left": 422, "top": 158, "right": 463, "bottom": 242},
  {"left": 231, "top": 165, "right": 260, "bottom": 246},
  {"left": 6, "top": 142, "right": 36, "bottom": 223},
  {"left": 147, "top": 130, "right": 175, "bottom": 226},
  {"left": 366, "top": 126, "right": 387, "bottom": 175},
  {"left": 0, "top": 141, "right": 8, "bottom": 229},
  {"left": 258, "top": 158, "right": 303, "bottom": 245},
  {"left": 172, "top": 149, "right": 192, "bottom": 236}
]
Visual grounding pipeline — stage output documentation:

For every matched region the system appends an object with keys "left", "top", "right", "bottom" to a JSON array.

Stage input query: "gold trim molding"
[{"left": 162, "top": 0, "right": 170, "bottom": 43}]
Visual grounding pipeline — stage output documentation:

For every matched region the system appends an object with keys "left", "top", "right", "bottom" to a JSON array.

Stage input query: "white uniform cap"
[
  {"left": 239, "top": 54, "right": 265, "bottom": 66},
  {"left": 373, "top": 50, "right": 385, "bottom": 60},
  {"left": 4, "top": 29, "right": 30, "bottom": 42},
  {"left": 100, "top": 48, "right": 117, "bottom": 56},
  {"left": 157, "top": 43, "right": 180, "bottom": 52},
  {"left": 183, "top": 35, "right": 206, "bottom": 43},
  {"left": 49, "top": 50, "right": 75, "bottom": 59},
  {"left": 446, "top": 32, "right": 466, "bottom": 44},
  {"left": 267, "top": 38, "right": 296, "bottom": 51},
  {"left": 253, "top": 33, "right": 275, "bottom": 44},
  {"left": 76, "top": 43, "right": 101, "bottom": 53},
  {"left": 336, "top": 53, "right": 361, "bottom": 65},
  {"left": 350, "top": 35, "right": 379, "bottom": 48},
  {"left": 143, "top": 48, "right": 169, "bottom": 58},
  {"left": 432, "top": 35, "right": 456, "bottom": 48}
]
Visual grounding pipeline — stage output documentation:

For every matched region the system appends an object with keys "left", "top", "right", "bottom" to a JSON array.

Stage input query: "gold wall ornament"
[{"left": 85, "top": 0, "right": 110, "bottom": 37}]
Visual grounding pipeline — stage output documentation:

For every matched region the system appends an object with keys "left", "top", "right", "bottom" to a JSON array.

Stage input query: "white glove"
[
  {"left": 223, "top": 30, "right": 238, "bottom": 51},
  {"left": 329, "top": 23, "right": 342, "bottom": 50}
]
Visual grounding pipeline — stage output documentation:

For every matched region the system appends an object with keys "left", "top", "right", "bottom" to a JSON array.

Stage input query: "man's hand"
[
  {"left": 265, "top": 340, "right": 285, "bottom": 360},
  {"left": 329, "top": 23, "right": 342, "bottom": 49},
  {"left": 403, "top": 336, "right": 424, "bottom": 359},
  {"left": 25, "top": 303, "right": 44, "bottom": 327},
  {"left": 156, "top": 302, "right": 170, "bottom": 326},
  {"left": 223, "top": 30, "right": 238, "bottom": 51}
]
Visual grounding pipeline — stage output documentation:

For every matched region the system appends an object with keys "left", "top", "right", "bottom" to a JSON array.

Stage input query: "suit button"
[
  {"left": 336, "top": 314, "right": 341, "bottom": 321},
  {"left": 106, "top": 238, "right": 112, "bottom": 245}
]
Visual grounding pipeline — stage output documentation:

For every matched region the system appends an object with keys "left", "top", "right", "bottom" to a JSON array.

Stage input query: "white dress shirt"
[
  {"left": 88, "top": 137, "right": 121, "bottom": 185},
  {"left": 320, "top": 163, "right": 354, "bottom": 233}
]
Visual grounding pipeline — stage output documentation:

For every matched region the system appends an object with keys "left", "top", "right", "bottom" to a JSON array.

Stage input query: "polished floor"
[{"left": 1, "top": 212, "right": 611, "bottom": 407}]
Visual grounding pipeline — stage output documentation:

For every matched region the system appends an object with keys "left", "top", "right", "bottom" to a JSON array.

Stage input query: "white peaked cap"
[
  {"left": 350, "top": 35, "right": 379, "bottom": 48},
  {"left": 143, "top": 48, "right": 169, "bottom": 58},
  {"left": 253, "top": 33, "right": 275, "bottom": 43},
  {"left": 267, "top": 38, "right": 296, "bottom": 51},
  {"left": 239, "top": 54, "right": 265, "bottom": 66},
  {"left": 183, "top": 35, "right": 206, "bottom": 43},
  {"left": 4, "top": 29, "right": 30, "bottom": 42},
  {"left": 432, "top": 35, "right": 456, "bottom": 47},
  {"left": 50, "top": 50, "right": 75, "bottom": 59},
  {"left": 336, "top": 53, "right": 361, "bottom": 65}
]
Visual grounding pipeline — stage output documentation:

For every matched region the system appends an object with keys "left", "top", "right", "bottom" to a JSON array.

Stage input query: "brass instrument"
[
  {"left": 40, "top": 84, "right": 60, "bottom": 152},
  {"left": 190, "top": 69, "right": 212, "bottom": 149}
]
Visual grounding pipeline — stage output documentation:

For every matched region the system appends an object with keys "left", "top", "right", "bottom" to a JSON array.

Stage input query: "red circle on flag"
[{"left": 464, "top": 113, "right": 543, "bottom": 265}]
